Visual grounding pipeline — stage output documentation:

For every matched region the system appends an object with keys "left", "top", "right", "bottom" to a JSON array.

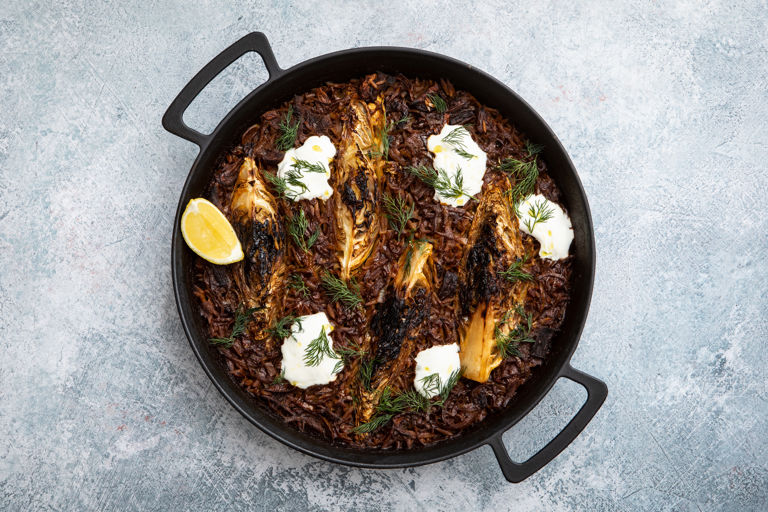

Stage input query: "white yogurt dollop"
[
  {"left": 280, "top": 312, "right": 341, "bottom": 389},
  {"left": 277, "top": 135, "right": 336, "bottom": 201},
  {"left": 516, "top": 194, "right": 574, "bottom": 260},
  {"left": 426, "top": 124, "right": 487, "bottom": 207},
  {"left": 413, "top": 343, "right": 461, "bottom": 398}
]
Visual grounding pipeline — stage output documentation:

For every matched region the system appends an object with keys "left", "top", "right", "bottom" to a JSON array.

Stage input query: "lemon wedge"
[{"left": 180, "top": 198, "right": 243, "bottom": 265}]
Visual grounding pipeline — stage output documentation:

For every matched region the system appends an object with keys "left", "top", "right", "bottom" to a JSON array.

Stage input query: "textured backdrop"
[{"left": 1, "top": 1, "right": 767, "bottom": 510}]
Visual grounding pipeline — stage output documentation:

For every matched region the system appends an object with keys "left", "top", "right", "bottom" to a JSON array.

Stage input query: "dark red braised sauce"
[{"left": 192, "top": 73, "right": 572, "bottom": 449}]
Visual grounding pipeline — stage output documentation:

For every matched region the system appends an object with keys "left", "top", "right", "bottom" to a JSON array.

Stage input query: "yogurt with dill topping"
[
  {"left": 413, "top": 343, "right": 461, "bottom": 398},
  {"left": 280, "top": 312, "right": 341, "bottom": 388},
  {"left": 277, "top": 135, "right": 336, "bottom": 201},
  {"left": 426, "top": 124, "right": 487, "bottom": 207},
  {"left": 516, "top": 194, "right": 574, "bottom": 260}
]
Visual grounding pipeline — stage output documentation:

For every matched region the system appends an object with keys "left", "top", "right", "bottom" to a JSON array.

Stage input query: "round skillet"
[{"left": 163, "top": 32, "right": 607, "bottom": 483}]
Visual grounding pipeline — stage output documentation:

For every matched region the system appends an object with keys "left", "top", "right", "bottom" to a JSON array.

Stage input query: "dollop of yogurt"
[
  {"left": 517, "top": 194, "right": 574, "bottom": 260},
  {"left": 277, "top": 135, "right": 336, "bottom": 201},
  {"left": 427, "top": 124, "right": 487, "bottom": 207},
  {"left": 280, "top": 312, "right": 341, "bottom": 388},
  {"left": 413, "top": 343, "right": 461, "bottom": 398}
]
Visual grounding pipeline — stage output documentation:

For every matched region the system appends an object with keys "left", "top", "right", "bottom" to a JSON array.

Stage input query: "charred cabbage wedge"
[
  {"left": 457, "top": 177, "right": 531, "bottom": 382},
  {"left": 356, "top": 240, "right": 435, "bottom": 424},
  {"left": 229, "top": 157, "right": 287, "bottom": 349},
  {"left": 332, "top": 97, "right": 387, "bottom": 281}
]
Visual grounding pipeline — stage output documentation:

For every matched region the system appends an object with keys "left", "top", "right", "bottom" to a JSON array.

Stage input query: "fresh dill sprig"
[
  {"left": 521, "top": 197, "right": 555, "bottom": 232},
  {"left": 353, "top": 369, "right": 462, "bottom": 433},
  {"left": 438, "top": 370, "right": 462, "bottom": 403},
  {"left": 441, "top": 125, "right": 470, "bottom": 149},
  {"left": 359, "top": 357, "right": 377, "bottom": 391},
  {"left": 288, "top": 273, "right": 310, "bottom": 298},
  {"left": 454, "top": 147, "right": 477, "bottom": 160},
  {"left": 263, "top": 170, "right": 291, "bottom": 198},
  {"left": 525, "top": 141, "right": 544, "bottom": 157},
  {"left": 332, "top": 341, "right": 366, "bottom": 374},
  {"left": 209, "top": 304, "right": 261, "bottom": 348},
  {"left": 371, "top": 113, "right": 410, "bottom": 160},
  {"left": 321, "top": 271, "right": 363, "bottom": 309},
  {"left": 303, "top": 327, "right": 336, "bottom": 367},
  {"left": 287, "top": 209, "right": 319, "bottom": 253},
  {"left": 266, "top": 314, "right": 299, "bottom": 339},
  {"left": 264, "top": 160, "right": 323, "bottom": 200},
  {"left": 271, "top": 369, "right": 286, "bottom": 385},
  {"left": 498, "top": 255, "right": 534, "bottom": 283},
  {"left": 495, "top": 305, "right": 535, "bottom": 359},
  {"left": 499, "top": 153, "right": 540, "bottom": 203},
  {"left": 383, "top": 193, "right": 414, "bottom": 239},
  {"left": 292, "top": 158, "right": 327, "bottom": 174},
  {"left": 352, "top": 413, "right": 394, "bottom": 434},
  {"left": 407, "top": 164, "right": 471, "bottom": 201},
  {"left": 276, "top": 105, "right": 300, "bottom": 151},
  {"left": 426, "top": 93, "right": 447, "bottom": 113},
  {"left": 378, "top": 125, "right": 390, "bottom": 160}
]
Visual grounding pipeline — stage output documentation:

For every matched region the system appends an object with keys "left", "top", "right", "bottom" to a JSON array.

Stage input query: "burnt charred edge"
[
  {"left": 240, "top": 219, "right": 282, "bottom": 287},
  {"left": 354, "top": 169, "right": 370, "bottom": 200},
  {"left": 459, "top": 219, "right": 500, "bottom": 315},
  {"left": 370, "top": 287, "right": 428, "bottom": 369},
  {"left": 340, "top": 182, "right": 362, "bottom": 212}
]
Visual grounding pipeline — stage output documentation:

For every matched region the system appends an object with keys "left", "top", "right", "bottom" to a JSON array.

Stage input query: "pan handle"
[
  {"left": 162, "top": 32, "right": 283, "bottom": 147},
  {"left": 488, "top": 364, "right": 607, "bottom": 483}
]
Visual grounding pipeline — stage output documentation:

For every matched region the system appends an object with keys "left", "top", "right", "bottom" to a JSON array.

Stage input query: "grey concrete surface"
[{"left": 1, "top": 1, "right": 767, "bottom": 510}]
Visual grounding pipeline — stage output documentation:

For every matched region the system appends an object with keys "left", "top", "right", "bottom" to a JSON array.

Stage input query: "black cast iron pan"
[{"left": 163, "top": 32, "right": 607, "bottom": 483}]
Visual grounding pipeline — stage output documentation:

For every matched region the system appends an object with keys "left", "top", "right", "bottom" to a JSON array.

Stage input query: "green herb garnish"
[
  {"left": 287, "top": 209, "right": 319, "bottom": 253},
  {"left": 303, "top": 327, "right": 337, "bottom": 367},
  {"left": 426, "top": 93, "right": 447, "bottom": 113},
  {"left": 271, "top": 369, "right": 286, "bottom": 385},
  {"left": 498, "top": 255, "right": 534, "bottom": 283},
  {"left": 370, "top": 113, "right": 410, "bottom": 160},
  {"left": 263, "top": 170, "right": 291, "bottom": 198},
  {"left": 383, "top": 193, "right": 414, "bottom": 239},
  {"left": 454, "top": 147, "right": 477, "bottom": 160},
  {"left": 276, "top": 105, "right": 300, "bottom": 151},
  {"left": 266, "top": 314, "right": 299, "bottom": 339},
  {"left": 407, "top": 164, "right": 471, "bottom": 202},
  {"left": 321, "top": 271, "right": 363, "bottom": 309},
  {"left": 499, "top": 142, "right": 543, "bottom": 203},
  {"left": 525, "top": 141, "right": 544, "bottom": 157},
  {"left": 352, "top": 413, "right": 394, "bottom": 434},
  {"left": 264, "top": 159, "right": 325, "bottom": 200},
  {"left": 359, "top": 357, "right": 377, "bottom": 391},
  {"left": 288, "top": 273, "right": 310, "bottom": 298},
  {"left": 353, "top": 369, "right": 461, "bottom": 433},
  {"left": 495, "top": 305, "right": 535, "bottom": 359},
  {"left": 519, "top": 197, "right": 555, "bottom": 232},
  {"left": 291, "top": 158, "right": 327, "bottom": 174},
  {"left": 209, "top": 304, "right": 261, "bottom": 348},
  {"left": 440, "top": 125, "right": 470, "bottom": 149},
  {"left": 332, "top": 341, "right": 366, "bottom": 374}
]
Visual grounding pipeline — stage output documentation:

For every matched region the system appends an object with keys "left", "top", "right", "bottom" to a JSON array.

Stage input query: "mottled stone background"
[{"left": 1, "top": 1, "right": 766, "bottom": 510}]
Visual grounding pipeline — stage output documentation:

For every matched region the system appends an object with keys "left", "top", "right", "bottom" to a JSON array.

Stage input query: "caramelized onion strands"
[{"left": 192, "top": 73, "right": 573, "bottom": 449}]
